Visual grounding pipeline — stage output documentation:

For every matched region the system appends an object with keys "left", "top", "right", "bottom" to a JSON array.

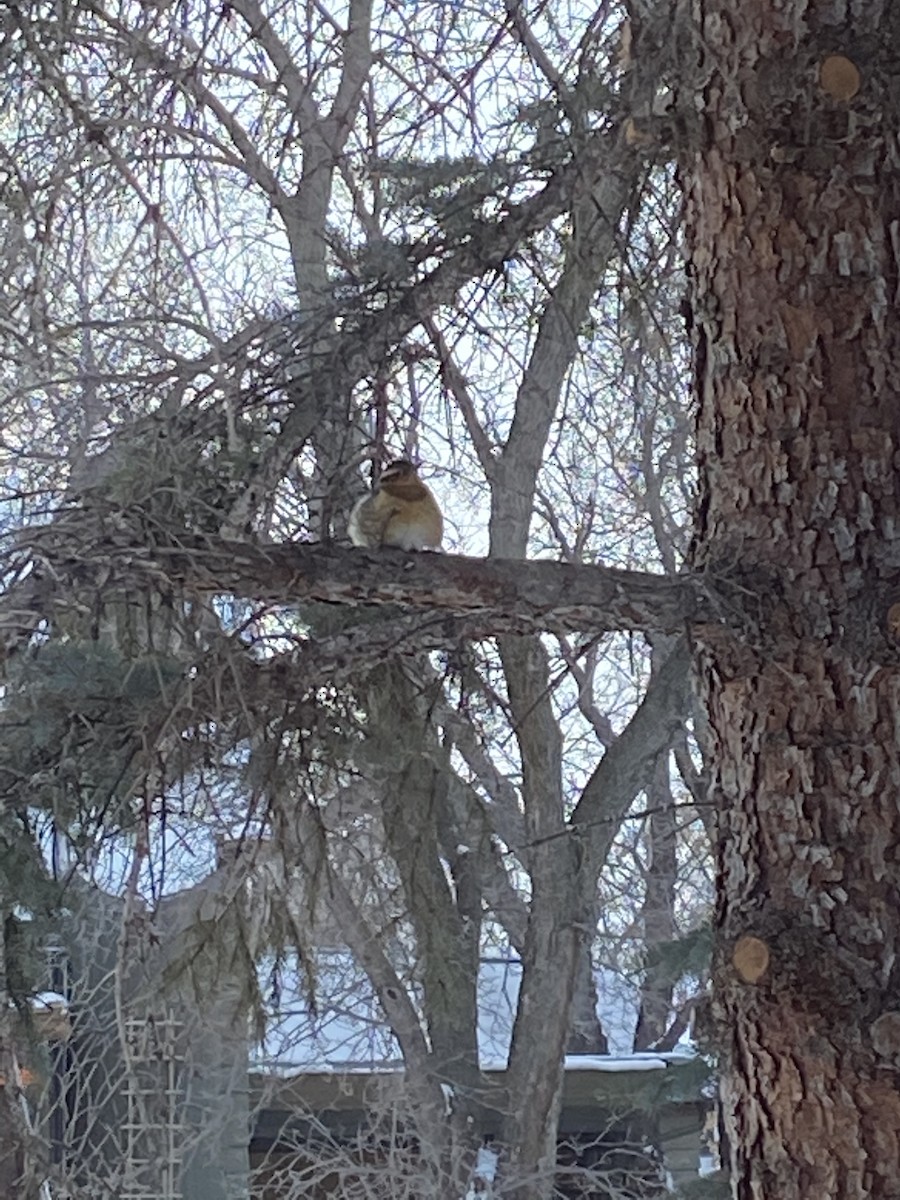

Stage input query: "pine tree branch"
[{"left": 15, "top": 526, "right": 720, "bottom": 641}]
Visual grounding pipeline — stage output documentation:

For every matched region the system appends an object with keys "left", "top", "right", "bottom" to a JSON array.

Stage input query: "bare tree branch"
[{"left": 573, "top": 636, "right": 693, "bottom": 872}]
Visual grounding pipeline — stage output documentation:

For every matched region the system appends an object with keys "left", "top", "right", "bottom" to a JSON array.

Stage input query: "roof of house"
[{"left": 251, "top": 953, "right": 697, "bottom": 1079}]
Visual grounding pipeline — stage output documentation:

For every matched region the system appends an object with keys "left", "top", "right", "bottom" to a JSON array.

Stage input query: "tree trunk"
[
  {"left": 685, "top": 2, "right": 900, "bottom": 1195},
  {"left": 367, "top": 663, "right": 487, "bottom": 1195},
  {"left": 634, "top": 753, "right": 677, "bottom": 1051}
]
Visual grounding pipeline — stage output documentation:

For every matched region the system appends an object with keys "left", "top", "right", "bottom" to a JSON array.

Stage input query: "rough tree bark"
[{"left": 685, "top": 2, "right": 900, "bottom": 1195}]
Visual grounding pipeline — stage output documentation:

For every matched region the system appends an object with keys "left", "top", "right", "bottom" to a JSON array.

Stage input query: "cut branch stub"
[
  {"left": 732, "top": 935, "right": 770, "bottom": 984},
  {"left": 871, "top": 1012, "right": 900, "bottom": 1061},
  {"left": 819, "top": 55, "right": 861, "bottom": 101}
]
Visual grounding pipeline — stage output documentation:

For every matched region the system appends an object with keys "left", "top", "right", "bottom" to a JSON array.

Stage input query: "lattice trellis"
[{"left": 121, "top": 1013, "right": 184, "bottom": 1200}]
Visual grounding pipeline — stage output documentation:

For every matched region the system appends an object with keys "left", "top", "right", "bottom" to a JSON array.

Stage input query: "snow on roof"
[
  {"left": 561, "top": 1053, "right": 686, "bottom": 1073},
  {"left": 252, "top": 1053, "right": 690, "bottom": 1078},
  {"left": 31, "top": 992, "right": 68, "bottom": 1010}
]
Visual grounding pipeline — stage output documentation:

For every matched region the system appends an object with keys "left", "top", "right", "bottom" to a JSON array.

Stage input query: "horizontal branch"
[{"left": 18, "top": 524, "right": 721, "bottom": 638}]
